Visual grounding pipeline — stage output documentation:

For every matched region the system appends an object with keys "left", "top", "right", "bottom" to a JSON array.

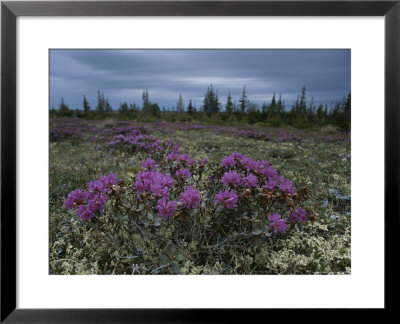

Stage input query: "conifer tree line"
[{"left": 50, "top": 85, "right": 351, "bottom": 131}]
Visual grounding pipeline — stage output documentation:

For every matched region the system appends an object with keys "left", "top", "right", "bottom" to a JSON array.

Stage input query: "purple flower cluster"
[
  {"left": 135, "top": 155, "right": 203, "bottom": 220},
  {"left": 263, "top": 176, "right": 296, "bottom": 196},
  {"left": 156, "top": 198, "right": 177, "bottom": 220},
  {"left": 268, "top": 213, "right": 288, "bottom": 233},
  {"left": 215, "top": 152, "right": 296, "bottom": 210},
  {"left": 180, "top": 186, "right": 201, "bottom": 209},
  {"left": 289, "top": 207, "right": 308, "bottom": 223},
  {"left": 244, "top": 173, "right": 258, "bottom": 188},
  {"left": 166, "top": 152, "right": 197, "bottom": 167},
  {"left": 176, "top": 169, "right": 191, "bottom": 179},
  {"left": 135, "top": 171, "right": 174, "bottom": 198},
  {"left": 108, "top": 132, "right": 164, "bottom": 154},
  {"left": 64, "top": 173, "right": 122, "bottom": 221},
  {"left": 214, "top": 190, "right": 238, "bottom": 209},
  {"left": 141, "top": 158, "right": 157, "bottom": 171},
  {"left": 221, "top": 170, "right": 243, "bottom": 186}
]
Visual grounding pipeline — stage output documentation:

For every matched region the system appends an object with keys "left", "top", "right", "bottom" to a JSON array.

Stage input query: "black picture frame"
[{"left": 1, "top": 0, "right": 398, "bottom": 322}]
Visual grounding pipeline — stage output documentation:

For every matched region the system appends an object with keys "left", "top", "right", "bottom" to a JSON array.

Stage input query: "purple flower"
[
  {"left": 86, "top": 193, "right": 108, "bottom": 213},
  {"left": 76, "top": 205, "right": 95, "bottom": 222},
  {"left": 87, "top": 173, "right": 117, "bottom": 193},
  {"left": 64, "top": 189, "right": 87, "bottom": 210},
  {"left": 180, "top": 186, "right": 201, "bottom": 209},
  {"left": 176, "top": 169, "right": 191, "bottom": 179},
  {"left": 255, "top": 160, "right": 270, "bottom": 174},
  {"left": 156, "top": 198, "right": 177, "bottom": 220},
  {"left": 239, "top": 157, "right": 256, "bottom": 171},
  {"left": 135, "top": 171, "right": 154, "bottom": 192},
  {"left": 154, "top": 172, "right": 174, "bottom": 189},
  {"left": 244, "top": 174, "right": 258, "bottom": 188},
  {"left": 221, "top": 155, "right": 235, "bottom": 168},
  {"left": 214, "top": 190, "right": 238, "bottom": 209},
  {"left": 150, "top": 183, "right": 169, "bottom": 198},
  {"left": 265, "top": 166, "right": 278, "bottom": 178},
  {"left": 101, "top": 173, "right": 117, "bottom": 186},
  {"left": 135, "top": 171, "right": 174, "bottom": 194},
  {"left": 278, "top": 179, "right": 296, "bottom": 196},
  {"left": 166, "top": 152, "right": 179, "bottom": 161},
  {"left": 263, "top": 178, "right": 279, "bottom": 191},
  {"left": 221, "top": 170, "right": 243, "bottom": 187},
  {"left": 141, "top": 158, "right": 157, "bottom": 171},
  {"left": 289, "top": 207, "right": 308, "bottom": 223},
  {"left": 230, "top": 151, "right": 244, "bottom": 160},
  {"left": 87, "top": 179, "right": 105, "bottom": 193},
  {"left": 268, "top": 213, "right": 288, "bottom": 233}
]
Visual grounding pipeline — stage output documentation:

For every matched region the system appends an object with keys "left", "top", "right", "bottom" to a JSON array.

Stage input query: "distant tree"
[
  {"left": 316, "top": 104, "right": 325, "bottom": 125},
  {"left": 142, "top": 89, "right": 150, "bottom": 114},
  {"left": 150, "top": 103, "right": 161, "bottom": 117},
  {"left": 96, "top": 91, "right": 105, "bottom": 117},
  {"left": 119, "top": 102, "right": 129, "bottom": 118},
  {"left": 129, "top": 103, "right": 139, "bottom": 119},
  {"left": 266, "top": 93, "right": 277, "bottom": 118},
  {"left": 214, "top": 91, "right": 221, "bottom": 116},
  {"left": 246, "top": 101, "right": 259, "bottom": 124},
  {"left": 276, "top": 94, "right": 284, "bottom": 119},
  {"left": 105, "top": 99, "right": 113, "bottom": 115},
  {"left": 59, "top": 97, "right": 71, "bottom": 117},
  {"left": 343, "top": 92, "right": 351, "bottom": 130},
  {"left": 225, "top": 92, "right": 233, "bottom": 115},
  {"left": 261, "top": 102, "right": 268, "bottom": 120},
  {"left": 176, "top": 94, "right": 184, "bottom": 113},
  {"left": 83, "top": 95, "right": 90, "bottom": 116},
  {"left": 299, "top": 86, "right": 307, "bottom": 116},
  {"left": 239, "top": 85, "right": 247, "bottom": 114},
  {"left": 187, "top": 100, "right": 194, "bottom": 115},
  {"left": 202, "top": 85, "right": 220, "bottom": 117}
]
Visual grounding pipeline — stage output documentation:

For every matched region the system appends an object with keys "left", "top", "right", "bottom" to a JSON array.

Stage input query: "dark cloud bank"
[{"left": 50, "top": 49, "right": 350, "bottom": 111}]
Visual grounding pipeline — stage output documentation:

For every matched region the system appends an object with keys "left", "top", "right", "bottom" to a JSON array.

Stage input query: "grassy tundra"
[{"left": 49, "top": 118, "right": 350, "bottom": 275}]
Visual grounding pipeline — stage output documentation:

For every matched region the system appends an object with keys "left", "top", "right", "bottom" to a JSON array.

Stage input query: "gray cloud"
[{"left": 50, "top": 49, "right": 350, "bottom": 111}]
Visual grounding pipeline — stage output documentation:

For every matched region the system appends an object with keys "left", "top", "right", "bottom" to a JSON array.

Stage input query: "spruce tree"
[
  {"left": 96, "top": 91, "right": 105, "bottom": 117},
  {"left": 59, "top": 97, "right": 70, "bottom": 116},
  {"left": 187, "top": 100, "right": 194, "bottom": 115},
  {"left": 176, "top": 94, "right": 184, "bottom": 113},
  {"left": 105, "top": 99, "right": 113, "bottom": 115},
  {"left": 225, "top": 92, "right": 233, "bottom": 115},
  {"left": 239, "top": 85, "right": 247, "bottom": 114},
  {"left": 83, "top": 95, "right": 90, "bottom": 116}
]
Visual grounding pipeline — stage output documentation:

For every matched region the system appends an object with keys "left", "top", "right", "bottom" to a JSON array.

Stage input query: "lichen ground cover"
[{"left": 49, "top": 119, "right": 351, "bottom": 275}]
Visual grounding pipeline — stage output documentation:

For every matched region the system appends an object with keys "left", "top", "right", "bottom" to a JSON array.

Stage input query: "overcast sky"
[{"left": 50, "top": 49, "right": 350, "bottom": 111}]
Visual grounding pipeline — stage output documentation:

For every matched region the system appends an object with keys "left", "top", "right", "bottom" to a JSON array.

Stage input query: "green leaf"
[
  {"left": 215, "top": 205, "right": 224, "bottom": 214},
  {"left": 170, "top": 262, "right": 182, "bottom": 274},
  {"left": 176, "top": 254, "right": 185, "bottom": 262},
  {"left": 166, "top": 244, "right": 177, "bottom": 256},
  {"left": 159, "top": 254, "right": 169, "bottom": 265}
]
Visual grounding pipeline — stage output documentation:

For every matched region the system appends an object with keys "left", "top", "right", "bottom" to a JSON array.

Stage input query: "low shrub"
[{"left": 62, "top": 147, "right": 323, "bottom": 275}]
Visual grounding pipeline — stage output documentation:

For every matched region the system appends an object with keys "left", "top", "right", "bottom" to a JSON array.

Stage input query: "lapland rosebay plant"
[
  {"left": 64, "top": 150, "right": 316, "bottom": 274},
  {"left": 64, "top": 173, "right": 125, "bottom": 221}
]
